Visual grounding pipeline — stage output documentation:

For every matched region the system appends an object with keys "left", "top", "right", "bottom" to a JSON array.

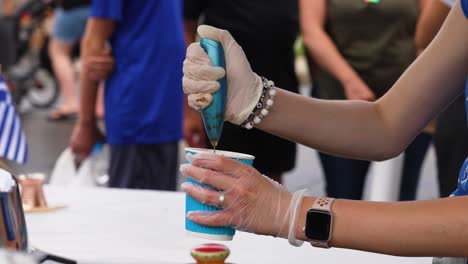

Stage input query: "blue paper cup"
[{"left": 184, "top": 147, "right": 255, "bottom": 241}]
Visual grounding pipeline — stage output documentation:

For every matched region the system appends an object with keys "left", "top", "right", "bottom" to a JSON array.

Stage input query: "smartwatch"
[{"left": 304, "top": 197, "right": 335, "bottom": 248}]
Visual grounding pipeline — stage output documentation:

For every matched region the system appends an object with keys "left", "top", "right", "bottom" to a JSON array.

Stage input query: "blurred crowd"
[{"left": 0, "top": 0, "right": 465, "bottom": 200}]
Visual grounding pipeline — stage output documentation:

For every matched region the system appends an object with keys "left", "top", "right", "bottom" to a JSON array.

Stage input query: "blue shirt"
[{"left": 90, "top": 0, "right": 184, "bottom": 144}]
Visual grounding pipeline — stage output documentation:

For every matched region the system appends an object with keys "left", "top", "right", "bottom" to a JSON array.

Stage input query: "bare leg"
[{"left": 48, "top": 38, "right": 78, "bottom": 118}]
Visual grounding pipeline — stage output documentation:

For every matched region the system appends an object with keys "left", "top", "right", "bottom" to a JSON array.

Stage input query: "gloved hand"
[
  {"left": 183, "top": 25, "right": 264, "bottom": 125},
  {"left": 181, "top": 152, "right": 296, "bottom": 238}
]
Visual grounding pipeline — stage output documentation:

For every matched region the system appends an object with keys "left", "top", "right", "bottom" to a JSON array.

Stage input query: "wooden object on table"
[
  {"left": 19, "top": 175, "right": 66, "bottom": 213},
  {"left": 19, "top": 176, "right": 47, "bottom": 211},
  {"left": 25, "top": 205, "right": 66, "bottom": 213}
]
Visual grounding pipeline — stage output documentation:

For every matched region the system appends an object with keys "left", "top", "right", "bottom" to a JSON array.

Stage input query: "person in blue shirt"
[
  {"left": 181, "top": 0, "right": 468, "bottom": 260},
  {"left": 70, "top": 0, "right": 184, "bottom": 190}
]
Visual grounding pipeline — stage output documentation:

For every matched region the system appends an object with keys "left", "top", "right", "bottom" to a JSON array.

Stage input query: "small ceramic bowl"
[{"left": 191, "top": 243, "right": 230, "bottom": 264}]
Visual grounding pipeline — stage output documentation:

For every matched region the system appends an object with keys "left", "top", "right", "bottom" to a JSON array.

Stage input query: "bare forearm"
[
  {"left": 303, "top": 31, "right": 361, "bottom": 87},
  {"left": 78, "top": 18, "right": 115, "bottom": 124},
  {"left": 78, "top": 77, "right": 98, "bottom": 124},
  {"left": 300, "top": 0, "right": 361, "bottom": 87},
  {"left": 258, "top": 90, "right": 395, "bottom": 160},
  {"left": 415, "top": 0, "right": 450, "bottom": 50},
  {"left": 79, "top": 41, "right": 103, "bottom": 124},
  {"left": 260, "top": 2, "right": 468, "bottom": 161},
  {"left": 294, "top": 197, "right": 468, "bottom": 257}
]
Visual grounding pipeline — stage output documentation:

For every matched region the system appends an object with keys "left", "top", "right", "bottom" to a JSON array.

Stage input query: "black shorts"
[{"left": 108, "top": 142, "right": 178, "bottom": 190}]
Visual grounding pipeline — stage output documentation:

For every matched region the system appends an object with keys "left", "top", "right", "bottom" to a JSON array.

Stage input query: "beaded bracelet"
[{"left": 241, "top": 77, "right": 276, "bottom": 129}]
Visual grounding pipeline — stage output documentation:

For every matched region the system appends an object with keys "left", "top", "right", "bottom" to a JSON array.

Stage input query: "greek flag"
[{"left": 0, "top": 75, "right": 27, "bottom": 164}]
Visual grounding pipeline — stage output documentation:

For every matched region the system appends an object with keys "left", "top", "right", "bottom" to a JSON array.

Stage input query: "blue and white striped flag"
[{"left": 0, "top": 75, "right": 27, "bottom": 164}]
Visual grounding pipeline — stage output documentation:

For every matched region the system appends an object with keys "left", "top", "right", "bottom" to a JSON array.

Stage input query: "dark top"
[
  {"left": 184, "top": 0, "right": 299, "bottom": 94},
  {"left": 57, "top": 0, "right": 91, "bottom": 10},
  {"left": 184, "top": 0, "right": 299, "bottom": 174},
  {"left": 312, "top": 0, "right": 419, "bottom": 99}
]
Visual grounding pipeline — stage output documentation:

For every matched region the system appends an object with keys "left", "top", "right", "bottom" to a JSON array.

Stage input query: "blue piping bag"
[{"left": 200, "top": 38, "right": 227, "bottom": 148}]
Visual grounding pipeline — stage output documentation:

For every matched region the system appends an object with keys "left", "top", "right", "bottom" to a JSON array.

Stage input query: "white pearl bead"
[
  {"left": 266, "top": 99, "right": 274, "bottom": 107},
  {"left": 269, "top": 89, "right": 277, "bottom": 97},
  {"left": 253, "top": 116, "right": 262, "bottom": 124},
  {"left": 268, "top": 80, "right": 275, "bottom": 87},
  {"left": 261, "top": 109, "right": 269, "bottom": 116},
  {"left": 245, "top": 122, "right": 254, "bottom": 130}
]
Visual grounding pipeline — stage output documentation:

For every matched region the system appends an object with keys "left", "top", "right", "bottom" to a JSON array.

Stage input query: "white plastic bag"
[
  {"left": 49, "top": 144, "right": 109, "bottom": 187},
  {"left": 49, "top": 148, "right": 77, "bottom": 186},
  {"left": 75, "top": 143, "right": 109, "bottom": 187}
]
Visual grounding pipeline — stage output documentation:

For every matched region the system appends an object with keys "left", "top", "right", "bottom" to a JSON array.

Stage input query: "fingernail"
[
  {"left": 187, "top": 211, "right": 211, "bottom": 218},
  {"left": 180, "top": 182, "right": 192, "bottom": 191},
  {"left": 179, "top": 164, "right": 189, "bottom": 173},
  {"left": 187, "top": 211, "right": 196, "bottom": 219},
  {"left": 186, "top": 153, "right": 196, "bottom": 163}
]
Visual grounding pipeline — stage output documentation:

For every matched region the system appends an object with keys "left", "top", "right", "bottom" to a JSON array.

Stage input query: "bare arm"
[
  {"left": 79, "top": 18, "right": 115, "bottom": 125},
  {"left": 293, "top": 196, "right": 468, "bottom": 257},
  {"left": 259, "top": 1, "right": 468, "bottom": 161},
  {"left": 416, "top": 0, "right": 451, "bottom": 51},
  {"left": 420, "top": 0, "right": 434, "bottom": 11},
  {"left": 70, "top": 18, "right": 115, "bottom": 160},
  {"left": 300, "top": 0, "right": 375, "bottom": 101},
  {"left": 183, "top": 145, "right": 468, "bottom": 257},
  {"left": 272, "top": 1, "right": 468, "bottom": 255}
]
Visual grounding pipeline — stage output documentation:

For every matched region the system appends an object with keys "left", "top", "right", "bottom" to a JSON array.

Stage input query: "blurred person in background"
[
  {"left": 0, "top": 0, "right": 12, "bottom": 15},
  {"left": 184, "top": 0, "right": 298, "bottom": 183},
  {"left": 415, "top": 0, "right": 468, "bottom": 197},
  {"left": 0, "top": 0, "right": 23, "bottom": 16},
  {"left": 48, "top": 0, "right": 91, "bottom": 121},
  {"left": 70, "top": 0, "right": 184, "bottom": 190},
  {"left": 301, "top": 0, "right": 431, "bottom": 200}
]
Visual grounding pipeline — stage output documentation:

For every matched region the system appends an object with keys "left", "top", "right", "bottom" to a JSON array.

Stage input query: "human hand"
[
  {"left": 183, "top": 25, "right": 264, "bottom": 125},
  {"left": 69, "top": 121, "right": 104, "bottom": 161},
  {"left": 82, "top": 47, "right": 115, "bottom": 82},
  {"left": 343, "top": 78, "right": 376, "bottom": 101},
  {"left": 180, "top": 153, "right": 293, "bottom": 238},
  {"left": 184, "top": 109, "right": 208, "bottom": 148}
]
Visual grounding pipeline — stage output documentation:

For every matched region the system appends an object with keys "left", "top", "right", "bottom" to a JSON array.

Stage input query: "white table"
[{"left": 26, "top": 186, "right": 432, "bottom": 264}]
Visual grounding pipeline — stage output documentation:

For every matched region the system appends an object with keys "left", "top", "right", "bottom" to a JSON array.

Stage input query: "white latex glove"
[
  {"left": 183, "top": 25, "right": 263, "bottom": 125},
  {"left": 180, "top": 152, "right": 295, "bottom": 238}
]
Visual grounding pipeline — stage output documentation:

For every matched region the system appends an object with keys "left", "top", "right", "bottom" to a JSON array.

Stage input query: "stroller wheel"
[{"left": 27, "top": 68, "right": 59, "bottom": 109}]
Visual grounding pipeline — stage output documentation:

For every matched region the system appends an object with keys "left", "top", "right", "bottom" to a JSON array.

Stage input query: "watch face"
[{"left": 305, "top": 209, "right": 332, "bottom": 241}]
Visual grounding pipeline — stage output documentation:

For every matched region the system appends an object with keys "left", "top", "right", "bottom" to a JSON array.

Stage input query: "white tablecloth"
[{"left": 25, "top": 186, "right": 432, "bottom": 264}]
